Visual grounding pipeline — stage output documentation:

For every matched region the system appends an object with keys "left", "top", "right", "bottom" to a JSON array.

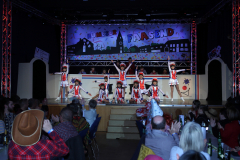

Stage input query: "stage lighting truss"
[
  {"left": 68, "top": 60, "right": 192, "bottom": 69},
  {"left": 2, "top": 0, "right": 12, "bottom": 98},
  {"left": 233, "top": 0, "right": 240, "bottom": 97},
  {"left": 60, "top": 23, "right": 67, "bottom": 69},
  {"left": 191, "top": 22, "right": 197, "bottom": 74}
]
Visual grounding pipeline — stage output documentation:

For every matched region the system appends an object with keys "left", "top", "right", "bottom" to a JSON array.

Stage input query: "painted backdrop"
[{"left": 67, "top": 24, "right": 191, "bottom": 60}]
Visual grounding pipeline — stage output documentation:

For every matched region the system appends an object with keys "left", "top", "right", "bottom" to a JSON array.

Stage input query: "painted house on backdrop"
[{"left": 67, "top": 38, "right": 94, "bottom": 55}]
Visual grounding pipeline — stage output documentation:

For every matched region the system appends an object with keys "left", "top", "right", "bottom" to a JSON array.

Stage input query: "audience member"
[
  {"left": 41, "top": 105, "right": 49, "bottom": 119},
  {"left": 102, "top": 68, "right": 107, "bottom": 74},
  {"left": 4, "top": 98, "right": 15, "bottom": 139},
  {"left": 126, "top": 57, "right": 135, "bottom": 74},
  {"left": 162, "top": 68, "right": 168, "bottom": 74},
  {"left": 0, "top": 100, "right": 5, "bottom": 134},
  {"left": 138, "top": 66, "right": 147, "bottom": 75},
  {"left": 8, "top": 110, "right": 69, "bottom": 159},
  {"left": 181, "top": 70, "right": 189, "bottom": 75},
  {"left": 188, "top": 100, "right": 201, "bottom": 121},
  {"left": 113, "top": 60, "right": 121, "bottom": 74},
  {"left": 83, "top": 99, "right": 97, "bottom": 127},
  {"left": 68, "top": 103, "right": 91, "bottom": 146},
  {"left": 144, "top": 155, "right": 163, "bottom": 160},
  {"left": 28, "top": 98, "right": 40, "bottom": 109},
  {"left": 12, "top": 95, "right": 20, "bottom": 116},
  {"left": 90, "top": 67, "right": 97, "bottom": 74},
  {"left": 189, "top": 105, "right": 208, "bottom": 126},
  {"left": 150, "top": 68, "right": 158, "bottom": 74},
  {"left": 218, "top": 107, "right": 240, "bottom": 156},
  {"left": 46, "top": 107, "right": 78, "bottom": 142},
  {"left": 210, "top": 108, "right": 230, "bottom": 138},
  {"left": 169, "top": 122, "right": 210, "bottom": 160},
  {"left": 145, "top": 116, "right": 180, "bottom": 160},
  {"left": 15, "top": 99, "right": 28, "bottom": 114},
  {"left": 79, "top": 69, "right": 86, "bottom": 74},
  {"left": 179, "top": 150, "right": 207, "bottom": 160}
]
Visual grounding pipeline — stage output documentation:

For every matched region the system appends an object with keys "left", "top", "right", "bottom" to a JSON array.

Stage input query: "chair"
[
  {"left": 136, "top": 120, "right": 144, "bottom": 138},
  {"left": 64, "top": 135, "right": 85, "bottom": 160},
  {"left": 89, "top": 117, "right": 101, "bottom": 159},
  {"left": 79, "top": 128, "right": 88, "bottom": 140}
]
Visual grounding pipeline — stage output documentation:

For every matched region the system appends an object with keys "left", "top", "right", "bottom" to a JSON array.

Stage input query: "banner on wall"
[{"left": 67, "top": 24, "right": 191, "bottom": 60}]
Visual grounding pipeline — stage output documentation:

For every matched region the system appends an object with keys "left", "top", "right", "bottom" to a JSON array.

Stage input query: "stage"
[{"left": 47, "top": 98, "right": 225, "bottom": 133}]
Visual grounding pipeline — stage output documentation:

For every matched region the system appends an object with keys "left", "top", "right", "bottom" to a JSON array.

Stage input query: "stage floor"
[{"left": 48, "top": 98, "right": 226, "bottom": 107}]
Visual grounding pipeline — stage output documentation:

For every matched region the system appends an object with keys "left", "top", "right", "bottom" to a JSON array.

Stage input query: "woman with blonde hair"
[{"left": 169, "top": 122, "right": 210, "bottom": 160}]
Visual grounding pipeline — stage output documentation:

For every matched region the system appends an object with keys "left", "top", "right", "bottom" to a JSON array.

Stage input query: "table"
[
  {"left": 206, "top": 133, "right": 240, "bottom": 160},
  {"left": 0, "top": 145, "right": 8, "bottom": 160}
]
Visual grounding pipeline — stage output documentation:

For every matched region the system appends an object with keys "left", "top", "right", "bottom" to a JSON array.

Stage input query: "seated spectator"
[
  {"left": 126, "top": 57, "right": 135, "bottom": 74},
  {"left": 189, "top": 105, "right": 208, "bottom": 126},
  {"left": 188, "top": 100, "right": 201, "bottom": 121},
  {"left": 102, "top": 68, "right": 107, "bottom": 74},
  {"left": 181, "top": 70, "right": 189, "bottom": 74},
  {"left": 15, "top": 99, "right": 28, "bottom": 114},
  {"left": 218, "top": 107, "right": 240, "bottom": 156},
  {"left": 90, "top": 67, "right": 97, "bottom": 74},
  {"left": 68, "top": 103, "right": 91, "bottom": 146},
  {"left": 46, "top": 107, "right": 78, "bottom": 142},
  {"left": 210, "top": 108, "right": 230, "bottom": 138},
  {"left": 0, "top": 102, "right": 5, "bottom": 135},
  {"left": 79, "top": 69, "right": 86, "bottom": 74},
  {"left": 162, "top": 68, "right": 168, "bottom": 74},
  {"left": 8, "top": 110, "right": 69, "bottom": 159},
  {"left": 145, "top": 115, "right": 180, "bottom": 160},
  {"left": 4, "top": 98, "right": 15, "bottom": 139},
  {"left": 113, "top": 60, "right": 121, "bottom": 74},
  {"left": 28, "top": 98, "right": 40, "bottom": 110},
  {"left": 83, "top": 99, "right": 97, "bottom": 127},
  {"left": 170, "top": 122, "right": 210, "bottom": 160},
  {"left": 150, "top": 68, "right": 158, "bottom": 74},
  {"left": 179, "top": 150, "right": 207, "bottom": 160},
  {"left": 138, "top": 66, "right": 147, "bottom": 75},
  {"left": 41, "top": 105, "right": 49, "bottom": 119}
]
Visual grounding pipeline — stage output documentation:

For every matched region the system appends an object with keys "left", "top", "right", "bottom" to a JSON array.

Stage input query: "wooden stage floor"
[{"left": 48, "top": 98, "right": 226, "bottom": 107}]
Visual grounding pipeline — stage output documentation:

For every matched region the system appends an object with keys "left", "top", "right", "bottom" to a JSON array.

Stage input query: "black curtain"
[
  {"left": 206, "top": 60, "right": 222, "bottom": 101},
  {"left": 33, "top": 60, "right": 46, "bottom": 100}
]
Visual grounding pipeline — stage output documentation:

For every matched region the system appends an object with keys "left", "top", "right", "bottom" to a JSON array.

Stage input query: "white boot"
[
  {"left": 181, "top": 97, "right": 185, "bottom": 102},
  {"left": 171, "top": 98, "right": 173, "bottom": 102},
  {"left": 55, "top": 97, "right": 60, "bottom": 101}
]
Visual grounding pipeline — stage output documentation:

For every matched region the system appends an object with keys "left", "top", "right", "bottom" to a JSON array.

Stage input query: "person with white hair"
[{"left": 169, "top": 122, "right": 210, "bottom": 160}]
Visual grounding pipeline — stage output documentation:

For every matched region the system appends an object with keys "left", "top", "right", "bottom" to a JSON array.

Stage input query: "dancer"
[
  {"left": 93, "top": 69, "right": 110, "bottom": 100},
  {"left": 130, "top": 80, "right": 143, "bottom": 104},
  {"left": 147, "top": 78, "right": 168, "bottom": 102},
  {"left": 112, "top": 81, "right": 125, "bottom": 103},
  {"left": 111, "top": 59, "right": 135, "bottom": 97},
  {"left": 168, "top": 56, "right": 190, "bottom": 101},
  {"left": 96, "top": 83, "right": 109, "bottom": 103},
  {"left": 135, "top": 66, "right": 151, "bottom": 95},
  {"left": 68, "top": 78, "right": 92, "bottom": 99},
  {"left": 54, "top": 63, "right": 69, "bottom": 101}
]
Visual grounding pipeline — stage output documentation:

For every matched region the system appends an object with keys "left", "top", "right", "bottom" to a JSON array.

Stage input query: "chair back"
[
  {"left": 64, "top": 135, "right": 85, "bottom": 160},
  {"left": 89, "top": 117, "right": 101, "bottom": 139},
  {"left": 79, "top": 128, "right": 88, "bottom": 140},
  {"left": 136, "top": 120, "right": 144, "bottom": 138}
]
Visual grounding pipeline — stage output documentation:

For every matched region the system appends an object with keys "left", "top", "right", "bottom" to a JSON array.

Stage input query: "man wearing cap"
[
  {"left": 126, "top": 57, "right": 135, "bottom": 74},
  {"left": 8, "top": 110, "right": 69, "bottom": 160}
]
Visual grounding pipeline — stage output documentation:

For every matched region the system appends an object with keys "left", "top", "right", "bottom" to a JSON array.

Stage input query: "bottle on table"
[
  {"left": 3, "top": 129, "right": 8, "bottom": 146},
  {"left": 207, "top": 138, "right": 212, "bottom": 156},
  {"left": 221, "top": 148, "right": 225, "bottom": 160}
]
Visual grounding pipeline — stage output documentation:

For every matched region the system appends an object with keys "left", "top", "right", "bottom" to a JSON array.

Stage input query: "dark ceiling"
[{"left": 14, "top": 0, "right": 231, "bottom": 23}]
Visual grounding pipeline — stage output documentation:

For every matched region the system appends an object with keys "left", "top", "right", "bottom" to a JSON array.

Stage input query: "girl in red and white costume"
[
  {"left": 112, "top": 81, "right": 125, "bottom": 103},
  {"left": 68, "top": 78, "right": 92, "bottom": 99},
  {"left": 130, "top": 80, "right": 143, "bottom": 104},
  {"left": 135, "top": 66, "right": 151, "bottom": 95},
  {"left": 54, "top": 63, "right": 69, "bottom": 101},
  {"left": 93, "top": 69, "right": 110, "bottom": 100},
  {"left": 96, "top": 83, "right": 109, "bottom": 103},
  {"left": 111, "top": 60, "right": 134, "bottom": 88},
  {"left": 147, "top": 78, "right": 169, "bottom": 102},
  {"left": 168, "top": 56, "right": 190, "bottom": 102}
]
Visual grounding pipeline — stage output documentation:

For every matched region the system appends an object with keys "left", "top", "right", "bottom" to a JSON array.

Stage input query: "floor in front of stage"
[{"left": 48, "top": 98, "right": 226, "bottom": 107}]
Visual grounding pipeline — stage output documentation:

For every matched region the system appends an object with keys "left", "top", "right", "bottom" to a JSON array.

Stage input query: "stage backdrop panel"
[
  {"left": 67, "top": 24, "right": 191, "bottom": 61},
  {"left": 62, "top": 74, "right": 196, "bottom": 100}
]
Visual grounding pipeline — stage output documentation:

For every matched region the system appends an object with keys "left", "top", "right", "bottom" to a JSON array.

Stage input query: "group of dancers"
[{"left": 55, "top": 56, "right": 190, "bottom": 103}]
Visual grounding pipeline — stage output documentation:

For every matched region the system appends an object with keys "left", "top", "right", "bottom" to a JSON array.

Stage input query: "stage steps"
[{"left": 106, "top": 107, "right": 140, "bottom": 140}]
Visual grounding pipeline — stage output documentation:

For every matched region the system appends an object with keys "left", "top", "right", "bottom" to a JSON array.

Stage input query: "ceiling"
[{"left": 14, "top": 0, "right": 231, "bottom": 23}]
